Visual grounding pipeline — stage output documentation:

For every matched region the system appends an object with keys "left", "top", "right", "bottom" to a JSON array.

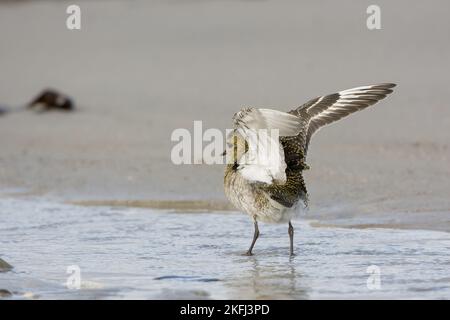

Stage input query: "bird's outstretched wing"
[
  {"left": 233, "top": 108, "right": 303, "bottom": 184},
  {"left": 290, "top": 83, "right": 396, "bottom": 154}
]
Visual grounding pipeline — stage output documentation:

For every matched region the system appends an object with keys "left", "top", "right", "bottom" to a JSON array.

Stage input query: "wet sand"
[{"left": 0, "top": 1, "right": 449, "bottom": 233}]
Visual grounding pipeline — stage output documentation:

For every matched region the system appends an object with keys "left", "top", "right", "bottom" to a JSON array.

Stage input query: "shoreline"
[{"left": 2, "top": 189, "right": 449, "bottom": 233}]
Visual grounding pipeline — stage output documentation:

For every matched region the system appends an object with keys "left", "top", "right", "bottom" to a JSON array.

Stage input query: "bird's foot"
[{"left": 243, "top": 251, "right": 254, "bottom": 256}]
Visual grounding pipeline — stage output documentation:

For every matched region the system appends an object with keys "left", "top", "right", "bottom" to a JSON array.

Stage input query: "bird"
[{"left": 223, "top": 83, "right": 396, "bottom": 256}]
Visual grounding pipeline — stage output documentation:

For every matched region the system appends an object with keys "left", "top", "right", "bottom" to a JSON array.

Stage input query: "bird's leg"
[
  {"left": 245, "top": 218, "right": 259, "bottom": 256},
  {"left": 288, "top": 221, "right": 295, "bottom": 256}
]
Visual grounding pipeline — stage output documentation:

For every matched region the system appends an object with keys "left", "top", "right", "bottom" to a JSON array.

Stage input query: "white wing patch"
[
  {"left": 234, "top": 108, "right": 302, "bottom": 137},
  {"left": 232, "top": 108, "right": 302, "bottom": 185},
  {"left": 237, "top": 128, "right": 287, "bottom": 184}
]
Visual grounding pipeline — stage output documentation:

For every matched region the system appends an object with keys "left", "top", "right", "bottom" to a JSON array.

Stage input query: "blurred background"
[{"left": 0, "top": 0, "right": 449, "bottom": 230}]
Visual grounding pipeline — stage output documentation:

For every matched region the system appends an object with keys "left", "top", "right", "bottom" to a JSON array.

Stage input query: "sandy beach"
[
  {"left": 1, "top": 0, "right": 449, "bottom": 231},
  {"left": 0, "top": 0, "right": 450, "bottom": 300}
]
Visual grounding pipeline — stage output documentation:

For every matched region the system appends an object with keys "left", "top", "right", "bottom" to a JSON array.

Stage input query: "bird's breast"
[{"left": 224, "top": 165, "right": 292, "bottom": 223}]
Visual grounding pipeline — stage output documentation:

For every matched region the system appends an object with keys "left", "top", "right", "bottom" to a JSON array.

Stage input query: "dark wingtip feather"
[{"left": 375, "top": 83, "right": 396, "bottom": 89}]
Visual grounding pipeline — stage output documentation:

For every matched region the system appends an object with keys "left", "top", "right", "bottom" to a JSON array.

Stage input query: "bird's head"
[{"left": 222, "top": 130, "right": 248, "bottom": 165}]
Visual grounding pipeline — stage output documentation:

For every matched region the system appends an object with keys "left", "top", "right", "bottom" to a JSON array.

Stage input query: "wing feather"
[
  {"left": 232, "top": 107, "right": 303, "bottom": 184},
  {"left": 233, "top": 108, "right": 302, "bottom": 137},
  {"left": 290, "top": 83, "right": 396, "bottom": 154}
]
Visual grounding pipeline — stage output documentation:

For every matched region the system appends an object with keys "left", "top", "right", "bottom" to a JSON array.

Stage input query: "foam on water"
[{"left": 1, "top": 197, "right": 450, "bottom": 299}]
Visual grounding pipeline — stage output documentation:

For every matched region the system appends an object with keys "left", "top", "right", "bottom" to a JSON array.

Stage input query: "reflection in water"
[{"left": 229, "top": 255, "right": 309, "bottom": 299}]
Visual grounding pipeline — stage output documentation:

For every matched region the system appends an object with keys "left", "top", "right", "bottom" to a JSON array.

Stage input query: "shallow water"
[{"left": 1, "top": 197, "right": 450, "bottom": 299}]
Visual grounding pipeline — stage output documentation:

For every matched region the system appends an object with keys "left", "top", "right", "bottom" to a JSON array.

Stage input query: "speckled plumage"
[{"left": 224, "top": 134, "right": 309, "bottom": 223}]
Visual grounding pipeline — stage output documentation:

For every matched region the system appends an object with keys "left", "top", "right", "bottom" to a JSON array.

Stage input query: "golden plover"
[{"left": 223, "top": 83, "right": 396, "bottom": 256}]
